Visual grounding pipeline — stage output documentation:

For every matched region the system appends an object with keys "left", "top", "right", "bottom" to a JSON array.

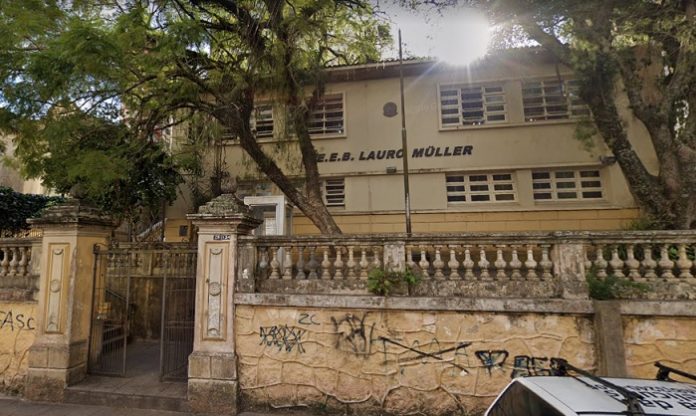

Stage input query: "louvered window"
[
  {"left": 220, "top": 104, "right": 274, "bottom": 139},
  {"left": 522, "top": 79, "right": 590, "bottom": 122},
  {"left": 440, "top": 84, "right": 507, "bottom": 127},
  {"left": 309, "top": 94, "right": 344, "bottom": 135},
  {"left": 532, "top": 169, "right": 603, "bottom": 201},
  {"left": 446, "top": 172, "right": 516, "bottom": 204},
  {"left": 252, "top": 104, "right": 274, "bottom": 138},
  {"left": 323, "top": 178, "right": 345, "bottom": 207}
]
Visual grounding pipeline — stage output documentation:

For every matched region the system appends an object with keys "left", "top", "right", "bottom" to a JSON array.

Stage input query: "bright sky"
[{"left": 376, "top": 2, "right": 491, "bottom": 65}]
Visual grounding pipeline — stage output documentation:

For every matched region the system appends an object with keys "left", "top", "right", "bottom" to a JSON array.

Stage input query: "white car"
[{"left": 485, "top": 363, "right": 696, "bottom": 416}]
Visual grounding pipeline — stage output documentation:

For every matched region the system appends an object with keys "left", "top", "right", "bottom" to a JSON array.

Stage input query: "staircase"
[{"left": 64, "top": 374, "right": 189, "bottom": 413}]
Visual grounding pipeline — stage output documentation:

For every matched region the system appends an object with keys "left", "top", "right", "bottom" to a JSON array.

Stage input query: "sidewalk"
[
  {"left": 0, "top": 395, "right": 187, "bottom": 416},
  {"left": 0, "top": 396, "right": 293, "bottom": 416}
]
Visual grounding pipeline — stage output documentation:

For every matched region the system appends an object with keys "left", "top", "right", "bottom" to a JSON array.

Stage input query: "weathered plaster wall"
[
  {"left": 235, "top": 306, "right": 595, "bottom": 415},
  {"left": 0, "top": 302, "right": 36, "bottom": 394},
  {"left": 624, "top": 316, "right": 696, "bottom": 380}
]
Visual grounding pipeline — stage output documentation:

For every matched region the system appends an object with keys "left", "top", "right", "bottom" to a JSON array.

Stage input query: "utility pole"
[{"left": 398, "top": 29, "right": 412, "bottom": 236}]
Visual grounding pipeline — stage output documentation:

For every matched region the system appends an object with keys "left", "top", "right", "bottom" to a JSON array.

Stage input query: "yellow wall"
[
  {"left": 167, "top": 52, "right": 657, "bottom": 236},
  {"left": 236, "top": 305, "right": 595, "bottom": 415},
  {"left": 290, "top": 208, "right": 640, "bottom": 235},
  {"left": 0, "top": 302, "right": 36, "bottom": 394},
  {"left": 624, "top": 316, "right": 696, "bottom": 381}
]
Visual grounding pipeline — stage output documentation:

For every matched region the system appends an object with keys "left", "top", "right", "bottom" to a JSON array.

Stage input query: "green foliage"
[
  {"left": 9, "top": 115, "right": 182, "bottom": 221},
  {"left": 0, "top": 0, "right": 391, "bottom": 233},
  {"left": 0, "top": 187, "right": 63, "bottom": 237},
  {"left": 586, "top": 267, "right": 649, "bottom": 300},
  {"left": 367, "top": 266, "right": 420, "bottom": 296}
]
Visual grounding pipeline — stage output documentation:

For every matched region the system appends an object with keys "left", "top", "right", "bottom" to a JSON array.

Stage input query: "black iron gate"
[{"left": 89, "top": 243, "right": 197, "bottom": 381}]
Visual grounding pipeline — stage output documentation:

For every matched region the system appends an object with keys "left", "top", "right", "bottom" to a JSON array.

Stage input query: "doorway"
[{"left": 87, "top": 244, "right": 196, "bottom": 381}]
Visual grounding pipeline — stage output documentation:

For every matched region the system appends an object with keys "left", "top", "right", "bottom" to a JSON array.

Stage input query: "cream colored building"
[
  {"left": 164, "top": 48, "right": 657, "bottom": 239},
  {"left": 0, "top": 136, "right": 45, "bottom": 194}
]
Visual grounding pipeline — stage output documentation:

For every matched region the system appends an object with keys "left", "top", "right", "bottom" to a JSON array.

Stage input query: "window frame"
[
  {"left": 438, "top": 83, "right": 508, "bottom": 130},
  {"left": 445, "top": 171, "right": 518, "bottom": 205},
  {"left": 251, "top": 103, "right": 274, "bottom": 139},
  {"left": 522, "top": 79, "right": 590, "bottom": 123},
  {"left": 307, "top": 92, "right": 346, "bottom": 138},
  {"left": 322, "top": 177, "right": 346, "bottom": 208},
  {"left": 531, "top": 167, "right": 605, "bottom": 202}
]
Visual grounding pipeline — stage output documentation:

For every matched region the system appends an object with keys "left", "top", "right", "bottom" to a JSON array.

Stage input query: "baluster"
[
  {"left": 321, "top": 247, "right": 332, "bottom": 280},
  {"left": 269, "top": 247, "right": 280, "bottom": 279},
  {"left": 641, "top": 246, "right": 657, "bottom": 281},
  {"left": 583, "top": 246, "right": 592, "bottom": 270},
  {"left": 448, "top": 245, "right": 460, "bottom": 279},
  {"left": 625, "top": 245, "right": 641, "bottom": 281},
  {"left": 478, "top": 246, "right": 490, "bottom": 281},
  {"left": 372, "top": 246, "right": 381, "bottom": 271},
  {"left": 432, "top": 246, "right": 444, "bottom": 279},
  {"left": 307, "top": 246, "right": 319, "bottom": 279},
  {"left": 509, "top": 246, "right": 522, "bottom": 280},
  {"left": 609, "top": 246, "right": 625, "bottom": 278},
  {"left": 406, "top": 247, "right": 416, "bottom": 271},
  {"left": 658, "top": 245, "right": 675, "bottom": 280},
  {"left": 525, "top": 245, "right": 538, "bottom": 280},
  {"left": 359, "top": 248, "right": 369, "bottom": 280},
  {"left": 419, "top": 247, "right": 430, "bottom": 279},
  {"left": 0, "top": 247, "right": 8, "bottom": 277},
  {"left": 594, "top": 245, "right": 608, "bottom": 279},
  {"left": 259, "top": 247, "right": 269, "bottom": 276},
  {"left": 334, "top": 247, "right": 344, "bottom": 279},
  {"left": 346, "top": 246, "right": 357, "bottom": 279},
  {"left": 296, "top": 247, "right": 306, "bottom": 279},
  {"left": 8, "top": 247, "right": 18, "bottom": 277},
  {"left": 384, "top": 250, "right": 392, "bottom": 270},
  {"left": 495, "top": 246, "right": 507, "bottom": 279},
  {"left": 539, "top": 245, "right": 552, "bottom": 280},
  {"left": 462, "top": 246, "right": 475, "bottom": 280},
  {"left": 677, "top": 244, "right": 694, "bottom": 279},
  {"left": 17, "top": 247, "right": 28, "bottom": 277},
  {"left": 282, "top": 247, "right": 293, "bottom": 280}
]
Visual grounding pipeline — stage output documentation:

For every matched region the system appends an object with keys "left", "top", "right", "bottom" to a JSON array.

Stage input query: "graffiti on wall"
[
  {"left": 331, "top": 312, "right": 375, "bottom": 355},
  {"left": 259, "top": 325, "right": 306, "bottom": 353},
  {"left": 255, "top": 311, "right": 565, "bottom": 379},
  {"left": 475, "top": 350, "right": 509, "bottom": 375},
  {"left": 0, "top": 310, "right": 35, "bottom": 331}
]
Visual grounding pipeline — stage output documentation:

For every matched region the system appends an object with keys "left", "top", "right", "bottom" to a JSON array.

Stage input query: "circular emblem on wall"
[
  {"left": 49, "top": 279, "right": 61, "bottom": 293},
  {"left": 383, "top": 102, "right": 398, "bottom": 117},
  {"left": 209, "top": 282, "right": 222, "bottom": 296}
]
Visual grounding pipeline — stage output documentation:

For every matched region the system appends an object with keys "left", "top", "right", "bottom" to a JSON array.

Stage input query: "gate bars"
[{"left": 88, "top": 243, "right": 197, "bottom": 381}]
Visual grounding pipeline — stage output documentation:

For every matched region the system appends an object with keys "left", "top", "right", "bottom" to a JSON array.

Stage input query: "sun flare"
[{"left": 429, "top": 9, "right": 491, "bottom": 66}]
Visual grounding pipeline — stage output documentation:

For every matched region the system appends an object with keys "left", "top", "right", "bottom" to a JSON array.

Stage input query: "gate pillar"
[
  {"left": 24, "top": 199, "right": 115, "bottom": 401},
  {"left": 187, "top": 190, "right": 261, "bottom": 414}
]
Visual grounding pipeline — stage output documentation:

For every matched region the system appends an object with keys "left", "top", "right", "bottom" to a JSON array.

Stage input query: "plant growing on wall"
[
  {"left": 367, "top": 267, "right": 421, "bottom": 296},
  {"left": 586, "top": 267, "right": 649, "bottom": 300}
]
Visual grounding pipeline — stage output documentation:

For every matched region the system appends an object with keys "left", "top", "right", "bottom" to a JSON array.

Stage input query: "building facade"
[{"left": 164, "top": 48, "right": 658, "bottom": 239}]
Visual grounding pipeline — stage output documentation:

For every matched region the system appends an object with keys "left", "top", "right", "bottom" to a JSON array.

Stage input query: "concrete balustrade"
[
  {"left": 0, "top": 237, "right": 41, "bottom": 300},
  {"left": 241, "top": 231, "right": 696, "bottom": 300}
]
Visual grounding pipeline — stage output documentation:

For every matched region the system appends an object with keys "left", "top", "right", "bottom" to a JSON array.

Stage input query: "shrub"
[
  {"left": 586, "top": 267, "right": 649, "bottom": 300},
  {"left": 0, "top": 187, "right": 63, "bottom": 237},
  {"left": 367, "top": 266, "right": 420, "bottom": 296}
]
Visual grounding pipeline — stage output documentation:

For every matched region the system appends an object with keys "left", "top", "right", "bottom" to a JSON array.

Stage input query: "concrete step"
[{"left": 63, "top": 388, "right": 190, "bottom": 413}]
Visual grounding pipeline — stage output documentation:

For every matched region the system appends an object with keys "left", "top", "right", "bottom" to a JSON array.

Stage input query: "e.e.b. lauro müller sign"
[{"left": 317, "top": 145, "right": 473, "bottom": 163}]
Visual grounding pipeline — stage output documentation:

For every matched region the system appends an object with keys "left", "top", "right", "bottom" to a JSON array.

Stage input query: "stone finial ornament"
[
  {"left": 192, "top": 175, "right": 254, "bottom": 218},
  {"left": 219, "top": 174, "right": 238, "bottom": 195}
]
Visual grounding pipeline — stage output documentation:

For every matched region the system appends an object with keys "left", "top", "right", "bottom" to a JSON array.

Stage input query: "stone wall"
[
  {"left": 624, "top": 316, "right": 696, "bottom": 380},
  {"left": 235, "top": 305, "right": 595, "bottom": 415},
  {"left": 0, "top": 302, "right": 36, "bottom": 394}
]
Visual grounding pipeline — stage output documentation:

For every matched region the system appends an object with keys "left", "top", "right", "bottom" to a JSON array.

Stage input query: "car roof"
[{"left": 517, "top": 376, "right": 696, "bottom": 416}]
